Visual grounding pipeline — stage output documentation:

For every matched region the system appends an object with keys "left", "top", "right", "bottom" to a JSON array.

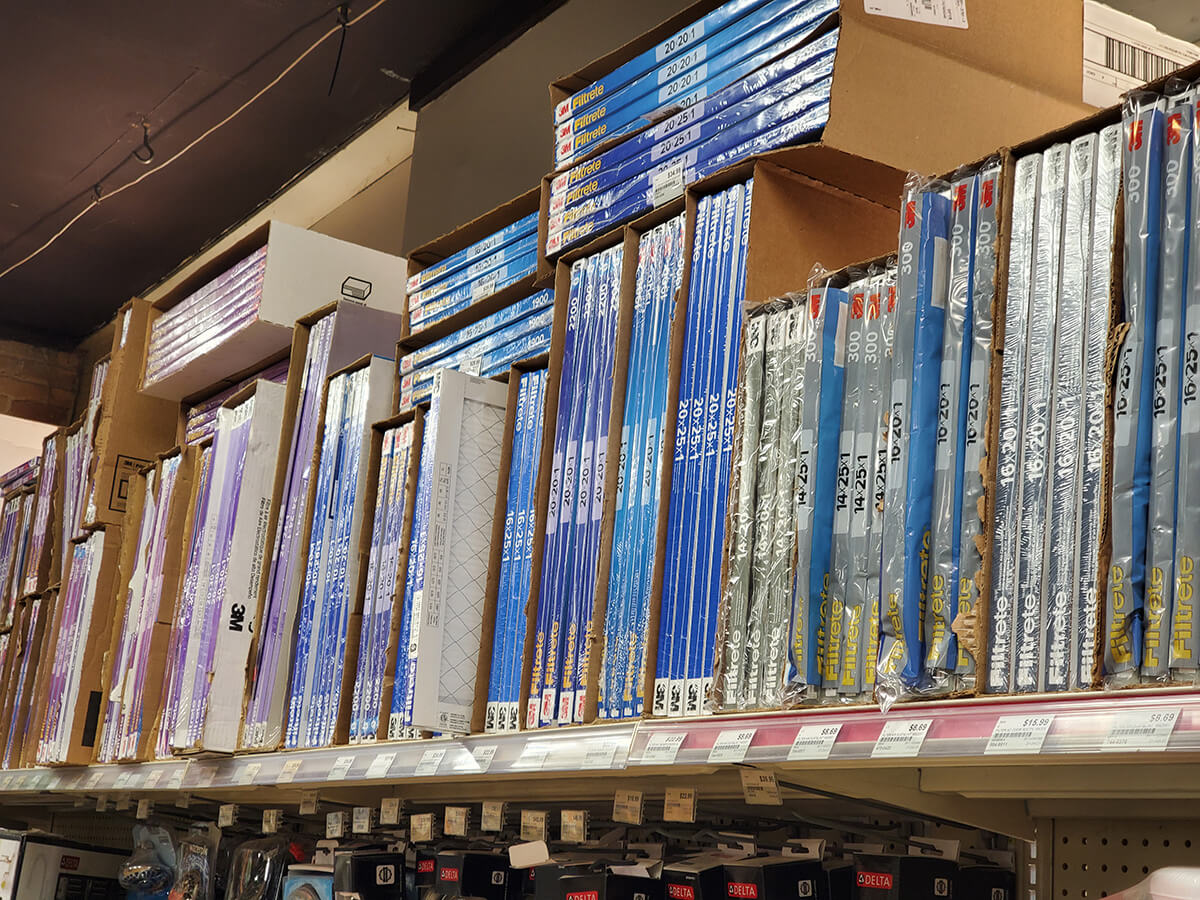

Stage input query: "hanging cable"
[
  {"left": 328, "top": 5, "right": 350, "bottom": 96},
  {"left": 0, "top": 0, "right": 390, "bottom": 283}
]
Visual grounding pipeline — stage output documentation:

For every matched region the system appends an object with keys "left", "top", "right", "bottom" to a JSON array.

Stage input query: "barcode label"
[
  {"left": 1103, "top": 37, "right": 1178, "bottom": 82},
  {"left": 1082, "top": 0, "right": 1200, "bottom": 107},
  {"left": 863, "top": 0, "right": 967, "bottom": 29}
]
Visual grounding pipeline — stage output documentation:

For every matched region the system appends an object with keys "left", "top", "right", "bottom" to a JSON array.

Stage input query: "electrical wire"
[{"left": 0, "top": 0, "right": 390, "bottom": 283}]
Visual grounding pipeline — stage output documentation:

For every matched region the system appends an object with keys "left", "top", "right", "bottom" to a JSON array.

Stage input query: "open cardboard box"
[
  {"left": 540, "top": 0, "right": 1093, "bottom": 279},
  {"left": 18, "top": 583, "right": 59, "bottom": 768},
  {"left": 1, "top": 593, "right": 52, "bottom": 768},
  {"left": 403, "top": 187, "right": 550, "bottom": 346},
  {"left": 17, "top": 429, "right": 63, "bottom": 599},
  {"left": 140, "top": 220, "right": 407, "bottom": 402}
]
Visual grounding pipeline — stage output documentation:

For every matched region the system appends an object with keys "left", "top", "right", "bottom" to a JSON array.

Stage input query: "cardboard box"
[
  {"left": 19, "top": 430, "right": 64, "bottom": 599},
  {"left": 436, "top": 851, "right": 514, "bottom": 900},
  {"left": 404, "top": 188, "right": 550, "bottom": 345},
  {"left": 19, "top": 583, "right": 59, "bottom": 768},
  {"left": 850, "top": 854, "right": 956, "bottom": 899},
  {"left": 140, "top": 220, "right": 408, "bottom": 402},
  {"left": 723, "top": 856, "right": 831, "bottom": 900},
  {"left": 242, "top": 301, "right": 403, "bottom": 752},
  {"left": 85, "top": 299, "right": 179, "bottom": 527},
  {"left": 176, "top": 352, "right": 291, "bottom": 447}
]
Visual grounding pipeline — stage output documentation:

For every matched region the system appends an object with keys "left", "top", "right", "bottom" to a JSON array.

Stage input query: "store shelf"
[{"left": 3, "top": 690, "right": 1200, "bottom": 799}]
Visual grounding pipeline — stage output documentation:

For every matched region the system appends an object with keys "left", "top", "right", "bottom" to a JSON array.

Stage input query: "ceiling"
[{"left": 0, "top": 0, "right": 561, "bottom": 346}]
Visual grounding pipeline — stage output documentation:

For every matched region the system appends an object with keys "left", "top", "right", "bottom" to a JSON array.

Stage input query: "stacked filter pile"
[
  {"left": 286, "top": 358, "right": 392, "bottom": 749},
  {"left": 183, "top": 358, "right": 290, "bottom": 445},
  {"left": 988, "top": 121, "right": 1122, "bottom": 693},
  {"left": 96, "top": 455, "right": 183, "bottom": 762},
  {"left": 528, "top": 244, "right": 624, "bottom": 729},
  {"left": 61, "top": 359, "right": 109, "bottom": 575},
  {"left": 348, "top": 419, "right": 417, "bottom": 743},
  {"left": 485, "top": 369, "right": 547, "bottom": 733},
  {"left": 547, "top": 0, "right": 837, "bottom": 256},
  {"left": 654, "top": 181, "right": 752, "bottom": 718},
  {"left": 407, "top": 212, "right": 539, "bottom": 332},
  {"left": 599, "top": 215, "right": 686, "bottom": 721},
  {"left": 21, "top": 434, "right": 57, "bottom": 596},
  {"left": 399, "top": 289, "right": 554, "bottom": 409},
  {"left": 389, "top": 369, "right": 508, "bottom": 737},
  {"left": 143, "top": 246, "right": 267, "bottom": 390},
  {"left": 3, "top": 591, "right": 49, "bottom": 768}
]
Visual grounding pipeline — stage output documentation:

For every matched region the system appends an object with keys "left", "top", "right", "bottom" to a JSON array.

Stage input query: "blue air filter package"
[
  {"left": 400, "top": 290, "right": 553, "bottom": 375},
  {"left": 1107, "top": 93, "right": 1166, "bottom": 686},
  {"left": 1078, "top": 124, "right": 1122, "bottom": 690},
  {"left": 406, "top": 212, "right": 538, "bottom": 296},
  {"left": 410, "top": 253, "right": 540, "bottom": 331},
  {"left": 407, "top": 234, "right": 539, "bottom": 310},
  {"left": 1173, "top": 90, "right": 1200, "bottom": 682},
  {"left": 987, "top": 154, "right": 1040, "bottom": 695},
  {"left": 1144, "top": 87, "right": 1193, "bottom": 682}
]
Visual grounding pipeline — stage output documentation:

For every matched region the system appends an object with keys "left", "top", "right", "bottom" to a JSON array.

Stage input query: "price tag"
[
  {"left": 985, "top": 715, "right": 1055, "bottom": 755},
  {"left": 613, "top": 789, "right": 644, "bottom": 825},
  {"left": 237, "top": 762, "right": 262, "bottom": 786},
  {"left": 520, "top": 809, "right": 548, "bottom": 842},
  {"left": 380, "top": 797, "right": 402, "bottom": 825},
  {"left": 263, "top": 809, "right": 282, "bottom": 833},
  {"left": 1102, "top": 707, "right": 1181, "bottom": 751},
  {"left": 461, "top": 357, "right": 484, "bottom": 377},
  {"left": 788, "top": 723, "right": 842, "bottom": 761},
  {"left": 176, "top": 793, "right": 191, "bottom": 810},
  {"left": 872, "top": 719, "right": 933, "bottom": 758},
  {"left": 193, "top": 764, "right": 217, "bottom": 788},
  {"left": 415, "top": 748, "right": 447, "bottom": 776},
  {"left": 114, "top": 771, "right": 132, "bottom": 790},
  {"left": 353, "top": 807, "right": 374, "bottom": 834},
  {"left": 411, "top": 813, "right": 434, "bottom": 842},
  {"left": 115, "top": 794, "right": 132, "bottom": 812},
  {"left": 445, "top": 806, "right": 469, "bottom": 837},
  {"left": 0, "top": 775, "right": 12, "bottom": 790},
  {"left": 582, "top": 742, "right": 618, "bottom": 769},
  {"left": 300, "top": 792, "right": 319, "bottom": 815},
  {"left": 96, "top": 795, "right": 108, "bottom": 813},
  {"left": 219, "top": 804, "right": 238, "bottom": 827},
  {"left": 277, "top": 759, "right": 303, "bottom": 784},
  {"left": 561, "top": 809, "right": 587, "bottom": 843},
  {"left": 366, "top": 752, "right": 396, "bottom": 779},
  {"left": 326, "top": 811, "right": 346, "bottom": 839},
  {"left": 652, "top": 160, "right": 687, "bottom": 207},
  {"left": 664, "top": 788, "right": 697, "bottom": 823},
  {"left": 86, "top": 770, "right": 105, "bottom": 790},
  {"left": 136, "top": 799, "right": 152, "bottom": 820},
  {"left": 642, "top": 732, "right": 686, "bottom": 765},
  {"left": 143, "top": 769, "right": 164, "bottom": 790},
  {"left": 708, "top": 729, "right": 755, "bottom": 763},
  {"left": 740, "top": 770, "right": 783, "bottom": 806},
  {"left": 471, "top": 745, "right": 498, "bottom": 772},
  {"left": 517, "top": 743, "right": 550, "bottom": 770},
  {"left": 328, "top": 755, "right": 356, "bottom": 780},
  {"left": 481, "top": 801, "right": 505, "bottom": 832},
  {"left": 167, "top": 764, "right": 188, "bottom": 791}
]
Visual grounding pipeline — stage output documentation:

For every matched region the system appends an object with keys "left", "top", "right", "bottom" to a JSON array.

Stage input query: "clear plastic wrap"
[
  {"left": 169, "top": 824, "right": 219, "bottom": 900},
  {"left": 1107, "top": 92, "right": 1167, "bottom": 685},
  {"left": 120, "top": 825, "right": 177, "bottom": 896},
  {"left": 226, "top": 837, "right": 293, "bottom": 900}
]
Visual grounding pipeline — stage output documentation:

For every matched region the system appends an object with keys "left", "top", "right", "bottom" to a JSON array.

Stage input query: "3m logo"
[
  {"left": 888, "top": 285, "right": 897, "bottom": 312},
  {"left": 417, "top": 860, "right": 435, "bottom": 874},
  {"left": 60, "top": 856, "right": 80, "bottom": 871},
  {"left": 1168, "top": 113, "right": 1183, "bottom": 144},
  {"left": 1129, "top": 118, "right": 1144, "bottom": 150},
  {"left": 668, "top": 885, "right": 695, "bottom": 900},
  {"left": 982, "top": 178, "right": 995, "bottom": 208},
  {"left": 728, "top": 883, "right": 758, "bottom": 898},
  {"left": 566, "top": 892, "right": 600, "bottom": 900},
  {"left": 856, "top": 872, "right": 893, "bottom": 889},
  {"left": 439, "top": 868, "right": 460, "bottom": 882},
  {"left": 868, "top": 293, "right": 881, "bottom": 319},
  {"left": 905, "top": 201, "right": 917, "bottom": 228},
  {"left": 852, "top": 293, "right": 865, "bottom": 318},
  {"left": 810, "top": 293, "right": 822, "bottom": 318},
  {"left": 952, "top": 183, "right": 968, "bottom": 211}
]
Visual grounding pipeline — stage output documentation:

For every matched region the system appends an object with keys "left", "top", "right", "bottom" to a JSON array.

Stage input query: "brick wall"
[{"left": 0, "top": 338, "right": 82, "bottom": 425}]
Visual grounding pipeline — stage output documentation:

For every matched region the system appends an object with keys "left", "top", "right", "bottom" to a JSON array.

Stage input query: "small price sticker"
[
  {"left": 328, "top": 755, "right": 356, "bottom": 780},
  {"left": 788, "top": 723, "right": 842, "bottom": 761},
  {"left": 113, "top": 771, "right": 133, "bottom": 790},
  {"left": 516, "top": 743, "right": 550, "bottom": 770},
  {"left": 415, "top": 748, "right": 447, "bottom": 776},
  {"left": 277, "top": 759, "right": 303, "bottom": 784},
  {"left": 664, "top": 788, "right": 697, "bottom": 823},
  {"left": 651, "top": 160, "right": 687, "bottom": 207},
  {"left": 520, "top": 809, "right": 548, "bottom": 842},
  {"left": 985, "top": 715, "right": 1055, "bottom": 755},
  {"left": 326, "top": 811, "right": 346, "bottom": 839},
  {"left": 471, "top": 744, "right": 498, "bottom": 772},
  {"left": 193, "top": 764, "right": 217, "bottom": 788},
  {"left": 115, "top": 794, "right": 132, "bottom": 812},
  {"left": 176, "top": 793, "right": 191, "bottom": 810},
  {"left": 740, "top": 769, "right": 783, "bottom": 806},
  {"left": 582, "top": 742, "right": 618, "bottom": 769},
  {"left": 366, "top": 752, "right": 396, "bottom": 779},
  {"left": 561, "top": 809, "right": 587, "bottom": 843},
  {"left": 708, "top": 729, "right": 755, "bottom": 763},
  {"left": 263, "top": 809, "right": 282, "bottom": 833},
  {"left": 167, "top": 764, "right": 188, "bottom": 791},
  {"left": 96, "top": 795, "right": 108, "bottom": 813},
  {"left": 380, "top": 798, "right": 402, "bottom": 825},
  {"left": 237, "top": 762, "right": 262, "bottom": 786},
  {"left": 445, "top": 806, "right": 469, "bottom": 837},
  {"left": 641, "top": 732, "right": 686, "bottom": 765},
  {"left": 1103, "top": 707, "right": 1181, "bottom": 751},
  {"left": 143, "top": 769, "right": 164, "bottom": 790},
  {"left": 86, "top": 770, "right": 105, "bottom": 790},
  {"left": 411, "top": 812, "right": 435, "bottom": 842},
  {"left": 218, "top": 804, "right": 238, "bottom": 828},
  {"left": 136, "top": 799, "right": 152, "bottom": 820},
  {"left": 613, "top": 789, "right": 644, "bottom": 825},
  {"left": 481, "top": 801, "right": 505, "bottom": 832},
  {"left": 461, "top": 357, "right": 484, "bottom": 377},
  {"left": 872, "top": 719, "right": 932, "bottom": 758},
  {"left": 352, "top": 807, "right": 374, "bottom": 834},
  {"left": 299, "top": 792, "right": 319, "bottom": 815}
]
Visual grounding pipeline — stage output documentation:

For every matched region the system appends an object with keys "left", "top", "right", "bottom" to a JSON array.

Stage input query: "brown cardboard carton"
[
  {"left": 18, "top": 584, "right": 59, "bottom": 769},
  {"left": 19, "top": 430, "right": 64, "bottom": 599}
]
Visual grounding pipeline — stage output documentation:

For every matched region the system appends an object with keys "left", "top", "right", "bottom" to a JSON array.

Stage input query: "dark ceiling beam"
[{"left": 408, "top": 0, "right": 568, "bottom": 110}]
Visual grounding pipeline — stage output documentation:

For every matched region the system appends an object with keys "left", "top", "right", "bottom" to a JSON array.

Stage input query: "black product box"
[
  {"left": 334, "top": 850, "right": 406, "bottom": 899},
  {"left": 851, "top": 855, "right": 955, "bottom": 899},
  {"left": 437, "top": 851, "right": 514, "bottom": 900},
  {"left": 663, "top": 857, "right": 725, "bottom": 900},
  {"left": 559, "top": 871, "right": 664, "bottom": 900},
  {"left": 534, "top": 862, "right": 602, "bottom": 900},
  {"left": 724, "top": 857, "right": 830, "bottom": 900},
  {"left": 415, "top": 850, "right": 440, "bottom": 885},
  {"left": 956, "top": 865, "right": 1015, "bottom": 900}
]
